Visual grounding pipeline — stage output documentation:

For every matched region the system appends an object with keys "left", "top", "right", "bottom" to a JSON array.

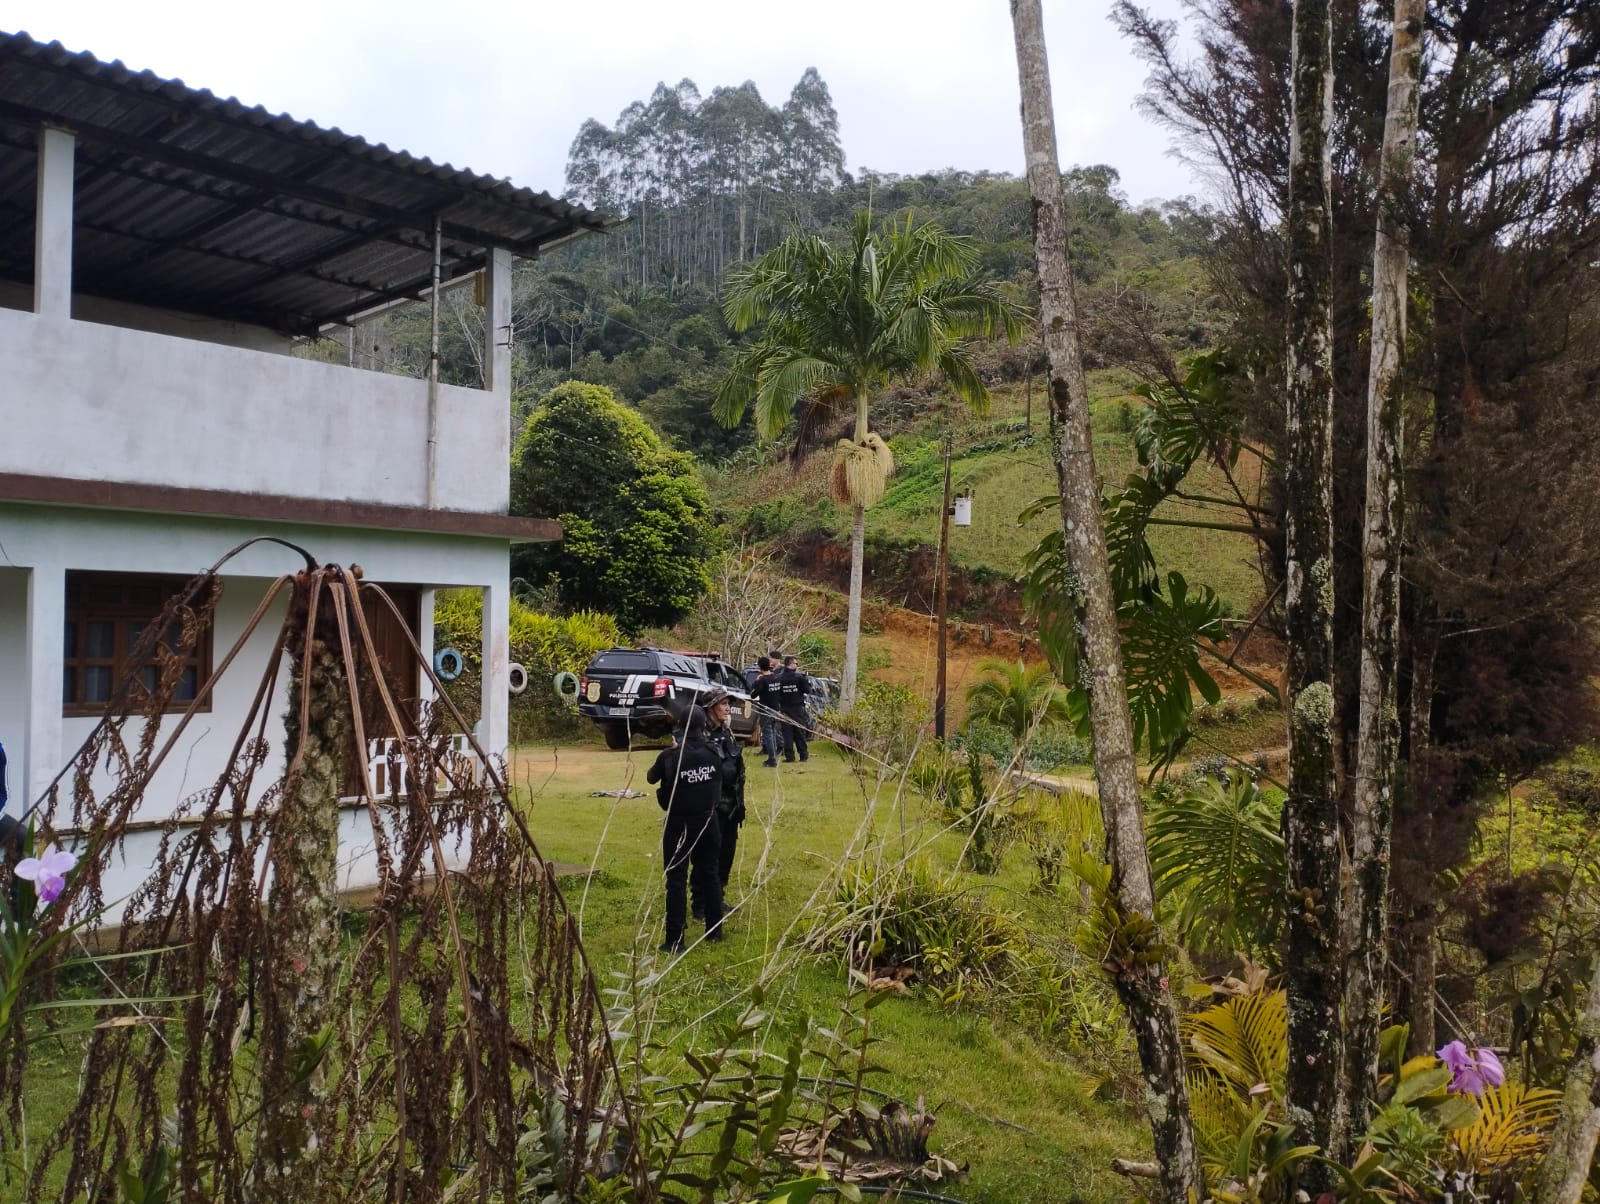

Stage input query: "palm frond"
[
  {"left": 963, "top": 658, "right": 1071, "bottom": 743},
  {"left": 1448, "top": 1081, "right": 1563, "bottom": 1174},
  {"left": 1184, "top": 988, "right": 1289, "bottom": 1098}
]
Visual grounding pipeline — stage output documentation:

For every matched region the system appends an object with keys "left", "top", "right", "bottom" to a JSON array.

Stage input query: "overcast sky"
[{"left": 8, "top": 1, "right": 1201, "bottom": 208}]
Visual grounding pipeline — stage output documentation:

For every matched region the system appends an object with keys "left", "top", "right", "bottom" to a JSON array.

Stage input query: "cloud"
[{"left": 7, "top": 0, "right": 1198, "bottom": 204}]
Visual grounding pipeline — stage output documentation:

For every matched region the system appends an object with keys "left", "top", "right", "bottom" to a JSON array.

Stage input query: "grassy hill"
[{"left": 710, "top": 368, "right": 1266, "bottom": 622}]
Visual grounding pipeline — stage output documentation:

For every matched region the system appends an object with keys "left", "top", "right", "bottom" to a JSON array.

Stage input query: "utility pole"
[{"left": 934, "top": 433, "right": 953, "bottom": 740}]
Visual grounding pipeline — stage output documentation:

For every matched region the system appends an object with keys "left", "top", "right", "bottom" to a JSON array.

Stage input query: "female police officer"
[{"left": 646, "top": 706, "right": 728, "bottom": 952}]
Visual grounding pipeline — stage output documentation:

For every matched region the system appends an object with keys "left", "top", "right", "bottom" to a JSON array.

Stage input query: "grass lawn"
[
  {"left": 513, "top": 738, "right": 1148, "bottom": 1202},
  {"left": 13, "top": 737, "right": 1147, "bottom": 1202}
]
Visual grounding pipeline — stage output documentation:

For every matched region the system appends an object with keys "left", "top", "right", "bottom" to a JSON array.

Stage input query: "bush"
[
  {"left": 832, "top": 680, "right": 929, "bottom": 768},
  {"left": 951, "top": 723, "right": 1089, "bottom": 773},
  {"left": 809, "top": 860, "right": 1026, "bottom": 1006},
  {"left": 433, "top": 590, "right": 622, "bottom": 740}
]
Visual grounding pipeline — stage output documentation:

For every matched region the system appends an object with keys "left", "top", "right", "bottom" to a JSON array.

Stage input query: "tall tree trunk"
[
  {"left": 840, "top": 387, "right": 870, "bottom": 710},
  {"left": 841, "top": 502, "right": 865, "bottom": 710},
  {"left": 1535, "top": 952, "right": 1600, "bottom": 1204},
  {"left": 1010, "top": 4, "right": 1204, "bottom": 1200},
  {"left": 1402, "top": 630, "right": 1438, "bottom": 1054},
  {"left": 255, "top": 568, "right": 348, "bottom": 1199},
  {"left": 1348, "top": 0, "right": 1425, "bottom": 1134},
  {"left": 1282, "top": 0, "right": 1347, "bottom": 1176}
]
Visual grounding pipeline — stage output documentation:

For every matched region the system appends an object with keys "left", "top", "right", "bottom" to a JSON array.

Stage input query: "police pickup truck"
[{"left": 578, "top": 646, "right": 758, "bottom": 749}]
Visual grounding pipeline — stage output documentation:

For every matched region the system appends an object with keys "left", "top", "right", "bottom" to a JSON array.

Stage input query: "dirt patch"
[{"left": 777, "top": 527, "right": 1025, "bottom": 627}]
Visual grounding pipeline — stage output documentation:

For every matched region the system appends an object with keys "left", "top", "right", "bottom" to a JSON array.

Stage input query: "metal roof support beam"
[
  {"left": 0, "top": 98, "right": 561, "bottom": 251},
  {"left": 71, "top": 214, "right": 392, "bottom": 298},
  {"left": 33, "top": 124, "right": 73, "bottom": 316}
]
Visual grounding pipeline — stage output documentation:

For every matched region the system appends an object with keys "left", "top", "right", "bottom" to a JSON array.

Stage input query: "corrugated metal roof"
[{"left": 0, "top": 30, "right": 617, "bottom": 335}]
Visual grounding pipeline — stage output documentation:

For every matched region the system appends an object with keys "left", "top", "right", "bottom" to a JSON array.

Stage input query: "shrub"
[
  {"left": 951, "top": 723, "right": 1089, "bottom": 773},
  {"left": 433, "top": 590, "right": 622, "bottom": 740},
  {"left": 833, "top": 680, "right": 929, "bottom": 769},
  {"left": 808, "top": 860, "right": 1026, "bottom": 1006}
]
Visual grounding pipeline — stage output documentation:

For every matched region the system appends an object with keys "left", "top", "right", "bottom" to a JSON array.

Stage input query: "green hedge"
[{"left": 431, "top": 590, "right": 622, "bottom": 742}]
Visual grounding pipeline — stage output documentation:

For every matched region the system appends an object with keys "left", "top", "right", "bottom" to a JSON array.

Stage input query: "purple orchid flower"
[
  {"left": 14, "top": 845, "right": 78, "bottom": 905},
  {"left": 1437, "top": 1039, "right": 1506, "bottom": 1096}
]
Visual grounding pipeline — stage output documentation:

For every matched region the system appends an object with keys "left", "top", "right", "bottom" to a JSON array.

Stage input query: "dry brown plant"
[{"left": 2, "top": 539, "right": 640, "bottom": 1203}]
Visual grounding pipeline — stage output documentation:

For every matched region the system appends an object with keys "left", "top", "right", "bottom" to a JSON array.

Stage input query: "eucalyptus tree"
[
  {"left": 1348, "top": 0, "right": 1425, "bottom": 1134},
  {"left": 1010, "top": 1, "right": 1203, "bottom": 1198},
  {"left": 1278, "top": 0, "right": 1345, "bottom": 1174},
  {"left": 713, "top": 212, "right": 1024, "bottom": 707}
]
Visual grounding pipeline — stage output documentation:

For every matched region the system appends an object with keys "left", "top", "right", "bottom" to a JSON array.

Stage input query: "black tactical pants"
[
  {"left": 663, "top": 809, "right": 722, "bottom": 946},
  {"left": 781, "top": 707, "right": 810, "bottom": 761}
]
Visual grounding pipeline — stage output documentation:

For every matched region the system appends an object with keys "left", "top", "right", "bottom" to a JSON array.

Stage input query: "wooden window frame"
[{"left": 62, "top": 572, "right": 213, "bottom": 717}]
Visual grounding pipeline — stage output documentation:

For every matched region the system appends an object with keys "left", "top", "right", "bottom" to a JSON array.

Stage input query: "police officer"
[
  {"left": 750, "top": 656, "right": 781, "bottom": 767},
  {"left": 698, "top": 687, "right": 747, "bottom": 902},
  {"left": 645, "top": 706, "right": 728, "bottom": 952},
  {"left": 777, "top": 654, "right": 811, "bottom": 763}
]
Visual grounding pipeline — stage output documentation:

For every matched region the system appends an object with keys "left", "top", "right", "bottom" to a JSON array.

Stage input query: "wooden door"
[{"left": 340, "top": 585, "right": 421, "bottom": 798}]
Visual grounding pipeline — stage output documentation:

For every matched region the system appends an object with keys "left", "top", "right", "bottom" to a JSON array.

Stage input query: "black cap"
[{"left": 686, "top": 705, "right": 709, "bottom": 737}]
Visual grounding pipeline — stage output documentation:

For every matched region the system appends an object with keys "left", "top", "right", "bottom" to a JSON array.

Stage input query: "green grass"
[
  {"left": 514, "top": 740, "right": 1147, "bottom": 1201},
  {"left": 1184, "top": 697, "right": 1288, "bottom": 763},
  {"left": 14, "top": 741, "right": 1146, "bottom": 1202},
  {"left": 718, "top": 368, "right": 1266, "bottom": 617}
]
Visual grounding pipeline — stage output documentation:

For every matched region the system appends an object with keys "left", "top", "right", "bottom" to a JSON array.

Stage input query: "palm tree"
[
  {"left": 963, "top": 658, "right": 1071, "bottom": 745},
  {"left": 713, "top": 212, "right": 1024, "bottom": 708}
]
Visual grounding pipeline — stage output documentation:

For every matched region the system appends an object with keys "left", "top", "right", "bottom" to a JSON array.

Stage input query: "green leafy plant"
[
  {"left": 1148, "top": 771, "right": 1287, "bottom": 963},
  {"left": 962, "top": 658, "right": 1072, "bottom": 745},
  {"left": 808, "top": 861, "right": 1026, "bottom": 1006}
]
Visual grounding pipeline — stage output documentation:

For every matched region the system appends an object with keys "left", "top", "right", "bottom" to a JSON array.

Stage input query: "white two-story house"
[{"left": 0, "top": 31, "right": 607, "bottom": 898}]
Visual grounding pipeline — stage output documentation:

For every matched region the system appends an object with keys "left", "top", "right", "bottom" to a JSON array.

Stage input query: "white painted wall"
[
  {"left": 0, "top": 569, "right": 26, "bottom": 807},
  {"left": 0, "top": 504, "right": 512, "bottom": 814},
  {"left": 0, "top": 309, "right": 509, "bottom": 514},
  {"left": 0, "top": 282, "right": 292, "bottom": 354}
]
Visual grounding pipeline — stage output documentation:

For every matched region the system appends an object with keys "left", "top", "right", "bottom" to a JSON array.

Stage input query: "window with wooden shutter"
[{"left": 62, "top": 572, "right": 213, "bottom": 716}]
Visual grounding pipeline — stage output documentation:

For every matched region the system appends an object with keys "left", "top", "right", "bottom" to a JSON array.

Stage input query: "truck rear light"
[
  {"left": 652, "top": 677, "right": 672, "bottom": 698},
  {"left": 579, "top": 676, "right": 588, "bottom": 693}
]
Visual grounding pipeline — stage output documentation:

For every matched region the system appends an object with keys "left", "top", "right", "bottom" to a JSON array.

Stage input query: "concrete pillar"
[
  {"left": 479, "top": 574, "right": 510, "bottom": 764},
  {"left": 23, "top": 564, "right": 65, "bottom": 808},
  {"left": 485, "top": 246, "right": 513, "bottom": 399},
  {"left": 34, "top": 126, "right": 75, "bottom": 318},
  {"left": 417, "top": 587, "right": 437, "bottom": 708}
]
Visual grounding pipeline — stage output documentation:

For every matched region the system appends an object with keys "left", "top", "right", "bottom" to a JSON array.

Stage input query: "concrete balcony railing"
[{"left": 0, "top": 307, "right": 509, "bottom": 515}]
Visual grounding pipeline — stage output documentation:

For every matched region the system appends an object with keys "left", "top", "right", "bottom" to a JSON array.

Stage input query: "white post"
[
  {"left": 23, "top": 564, "right": 65, "bottom": 808},
  {"left": 34, "top": 126, "right": 75, "bottom": 318},
  {"left": 485, "top": 246, "right": 513, "bottom": 398},
  {"left": 417, "top": 588, "right": 437, "bottom": 709},
  {"left": 479, "top": 577, "right": 510, "bottom": 764}
]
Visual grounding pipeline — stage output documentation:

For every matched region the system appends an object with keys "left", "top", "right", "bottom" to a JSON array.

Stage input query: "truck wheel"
[{"left": 603, "top": 724, "right": 631, "bottom": 751}]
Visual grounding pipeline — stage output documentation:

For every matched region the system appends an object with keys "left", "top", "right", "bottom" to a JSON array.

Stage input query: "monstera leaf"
[
  {"left": 1132, "top": 349, "right": 1246, "bottom": 486},
  {"left": 1120, "top": 571, "right": 1224, "bottom": 758},
  {"left": 1149, "top": 771, "right": 1286, "bottom": 961}
]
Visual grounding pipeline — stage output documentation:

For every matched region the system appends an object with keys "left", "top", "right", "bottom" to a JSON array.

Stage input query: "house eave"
[{"left": 0, "top": 472, "right": 561, "bottom": 542}]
